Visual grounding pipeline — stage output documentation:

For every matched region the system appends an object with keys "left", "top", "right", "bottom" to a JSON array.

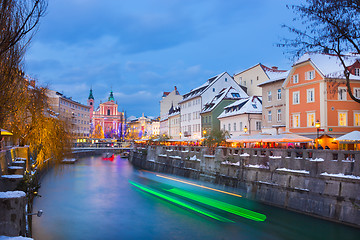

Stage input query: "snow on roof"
[
  {"left": 127, "top": 115, "right": 137, "bottom": 121},
  {"left": 218, "top": 96, "right": 262, "bottom": 119},
  {"left": 294, "top": 52, "right": 360, "bottom": 80},
  {"left": 258, "top": 70, "right": 290, "bottom": 87},
  {"left": 180, "top": 72, "right": 225, "bottom": 102},
  {"left": 261, "top": 64, "right": 288, "bottom": 80},
  {"left": 201, "top": 86, "right": 244, "bottom": 113}
]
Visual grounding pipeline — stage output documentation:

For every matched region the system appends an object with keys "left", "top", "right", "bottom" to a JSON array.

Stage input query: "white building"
[
  {"left": 234, "top": 64, "right": 287, "bottom": 97},
  {"left": 179, "top": 72, "right": 248, "bottom": 139},
  {"left": 160, "top": 86, "right": 182, "bottom": 136},
  {"left": 168, "top": 105, "right": 181, "bottom": 139},
  {"left": 218, "top": 96, "right": 262, "bottom": 137},
  {"left": 47, "top": 89, "right": 91, "bottom": 138}
]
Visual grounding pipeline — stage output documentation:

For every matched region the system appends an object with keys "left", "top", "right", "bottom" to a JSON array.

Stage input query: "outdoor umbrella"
[
  {"left": 0, "top": 129, "right": 13, "bottom": 136},
  {"left": 335, "top": 131, "right": 360, "bottom": 143}
]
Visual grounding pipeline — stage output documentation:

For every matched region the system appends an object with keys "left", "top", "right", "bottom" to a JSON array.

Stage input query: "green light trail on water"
[
  {"left": 166, "top": 188, "right": 266, "bottom": 222},
  {"left": 129, "top": 181, "right": 234, "bottom": 223}
]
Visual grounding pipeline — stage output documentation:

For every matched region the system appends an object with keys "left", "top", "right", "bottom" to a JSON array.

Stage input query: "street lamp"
[
  {"left": 244, "top": 126, "right": 248, "bottom": 134},
  {"left": 203, "top": 130, "right": 207, "bottom": 136},
  {"left": 315, "top": 120, "right": 320, "bottom": 138}
]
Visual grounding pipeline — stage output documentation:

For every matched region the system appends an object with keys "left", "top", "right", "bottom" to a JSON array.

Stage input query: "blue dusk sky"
[{"left": 25, "top": 0, "right": 298, "bottom": 118}]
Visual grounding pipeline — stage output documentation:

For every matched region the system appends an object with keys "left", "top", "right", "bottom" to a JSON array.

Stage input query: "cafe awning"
[{"left": 227, "top": 132, "right": 312, "bottom": 143}]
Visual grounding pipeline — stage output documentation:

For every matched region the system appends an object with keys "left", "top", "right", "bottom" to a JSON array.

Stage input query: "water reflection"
[{"left": 32, "top": 155, "right": 360, "bottom": 240}]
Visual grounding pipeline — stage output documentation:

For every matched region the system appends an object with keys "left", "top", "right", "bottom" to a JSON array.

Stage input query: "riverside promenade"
[{"left": 130, "top": 145, "right": 360, "bottom": 228}]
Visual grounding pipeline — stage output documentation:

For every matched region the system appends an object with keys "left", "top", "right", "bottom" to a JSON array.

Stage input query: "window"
[
  {"left": 293, "top": 91, "right": 300, "bottom": 104},
  {"left": 293, "top": 114, "right": 300, "bottom": 128},
  {"left": 209, "top": 116, "right": 211, "bottom": 123},
  {"left": 244, "top": 80, "right": 246, "bottom": 86},
  {"left": 292, "top": 74, "right": 299, "bottom": 84},
  {"left": 256, "top": 121, "right": 261, "bottom": 130},
  {"left": 355, "top": 68, "right": 360, "bottom": 76},
  {"left": 267, "top": 91, "right": 272, "bottom": 102},
  {"left": 234, "top": 123, "right": 236, "bottom": 131},
  {"left": 307, "top": 88, "right": 315, "bottom": 102},
  {"left": 188, "top": 101, "right": 191, "bottom": 107},
  {"left": 354, "top": 88, "right": 360, "bottom": 98},
  {"left": 231, "top": 93, "right": 240, "bottom": 98},
  {"left": 225, "top": 78, "right": 228, "bottom": 82},
  {"left": 305, "top": 70, "right": 315, "bottom": 80},
  {"left": 188, "top": 113, "right": 191, "bottom": 121},
  {"left": 307, "top": 112, "right": 315, "bottom": 127},
  {"left": 338, "top": 112, "right": 347, "bottom": 126},
  {"left": 268, "top": 110, "right": 272, "bottom": 122},
  {"left": 277, "top": 89, "right": 281, "bottom": 100},
  {"left": 355, "top": 112, "right": 360, "bottom": 126},
  {"left": 338, "top": 87, "right": 347, "bottom": 100},
  {"left": 213, "top": 88, "right": 215, "bottom": 92},
  {"left": 228, "top": 124, "right": 231, "bottom": 131},
  {"left": 251, "top": 80, "right": 253, "bottom": 85},
  {"left": 239, "top": 122, "right": 243, "bottom": 131},
  {"left": 223, "top": 125, "right": 225, "bottom": 130},
  {"left": 257, "top": 76, "right": 259, "bottom": 81},
  {"left": 277, "top": 109, "right": 281, "bottom": 122}
]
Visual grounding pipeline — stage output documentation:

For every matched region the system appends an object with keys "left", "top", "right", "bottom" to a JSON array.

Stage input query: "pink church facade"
[{"left": 88, "top": 89, "right": 126, "bottom": 139}]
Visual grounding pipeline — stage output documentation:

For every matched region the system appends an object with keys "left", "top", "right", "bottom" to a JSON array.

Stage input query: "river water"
[{"left": 32, "top": 155, "right": 360, "bottom": 240}]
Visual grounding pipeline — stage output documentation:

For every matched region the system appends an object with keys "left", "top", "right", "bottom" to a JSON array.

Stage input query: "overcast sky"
[{"left": 25, "top": 0, "right": 297, "bottom": 117}]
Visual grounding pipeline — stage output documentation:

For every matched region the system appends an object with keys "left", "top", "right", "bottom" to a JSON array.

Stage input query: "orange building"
[{"left": 283, "top": 53, "right": 360, "bottom": 146}]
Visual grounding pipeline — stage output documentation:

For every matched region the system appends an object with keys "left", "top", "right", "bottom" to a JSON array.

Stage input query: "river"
[{"left": 32, "top": 155, "right": 360, "bottom": 240}]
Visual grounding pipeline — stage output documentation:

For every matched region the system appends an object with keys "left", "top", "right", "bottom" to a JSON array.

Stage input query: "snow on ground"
[
  {"left": 1, "top": 175, "right": 23, "bottom": 179},
  {"left": 269, "top": 156, "right": 281, "bottom": 159},
  {"left": 309, "top": 158, "right": 324, "bottom": 162},
  {"left": 221, "top": 161, "right": 240, "bottom": 166},
  {"left": 158, "top": 154, "right": 167, "bottom": 157},
  {"left": 169, "top": 156, "right": 181, "bottom": 159},
  {"left": 245, "top": 164, "right": 269, "bottom": 169},
  {"left": 0, "top": 191, "right": 26, "bottom": 199},
  {"left": 276, "top": 168, "right": 310, "bottom": 174},
  {"left": 0, "top": 236, "right": 33, "bottom": 240},
  {"left": 7, "top": 166, "right": 23, "bottom": 169},
  {"left": 189, "top": 155, "right": 200, "bottom": 161},
  {"left": 320, "top": 172, "right": 360, "bottom": 180},
  {"left": 240, "top": 153, "right": 250, "bottom": 157},
  {"left": 13, "top": 161, "right": 25, "bottom": 164}
]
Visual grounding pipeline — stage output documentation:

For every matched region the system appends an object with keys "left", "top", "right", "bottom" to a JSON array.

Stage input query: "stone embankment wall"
[
  {"left": 130, "top": 145, "right": 360, "bottom": 228},
  {"left": 0, "top": 147, "right": 29, "bottom": 237}
]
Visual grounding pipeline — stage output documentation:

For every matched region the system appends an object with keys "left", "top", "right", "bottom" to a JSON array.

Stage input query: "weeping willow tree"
[{"left": 4, "top": 79, "right": 72, "bottom": 169}]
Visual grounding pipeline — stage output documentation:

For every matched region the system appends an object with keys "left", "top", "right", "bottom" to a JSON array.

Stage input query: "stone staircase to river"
[{"left": 0, "top": 149, "right": 28, "bottom": 237}]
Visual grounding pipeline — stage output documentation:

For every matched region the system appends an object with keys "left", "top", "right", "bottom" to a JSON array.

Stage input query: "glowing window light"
[
  {"left": 155, "top": 174, "right": 242, "bottom": 198},
  {"left": 129, "top": 181, "right": 234, "bottom": 223},
  {"left": 167, "top": 188, "right": 266, "bottom": 222}
]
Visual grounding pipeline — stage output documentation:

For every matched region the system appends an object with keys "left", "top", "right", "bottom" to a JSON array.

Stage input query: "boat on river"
[
  {"left": 120, "top": 151, "right": 129, "bottom": 158},
  {"left": 102, "top": 153, "right": 114, "bottom": 161}
]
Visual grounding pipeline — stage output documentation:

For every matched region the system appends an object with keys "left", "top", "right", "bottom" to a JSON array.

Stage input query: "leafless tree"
[
  {"left": 0, "top": 0, "right": 47, "bottom": 126},
  {"left": 0, "top": 0, "right": 47, "bottom": 56},
  {"left": 279, "top": 0, "right": 360, "bottom": 103}
]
